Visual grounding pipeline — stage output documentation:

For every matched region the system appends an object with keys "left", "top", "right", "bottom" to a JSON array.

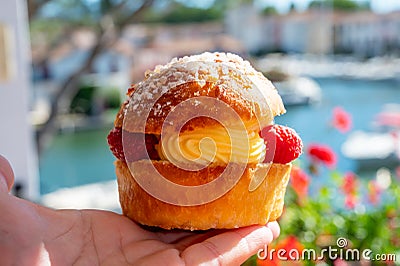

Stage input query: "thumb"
[{"left": 0, "top": 155, "right": 15, "bottom": 193}]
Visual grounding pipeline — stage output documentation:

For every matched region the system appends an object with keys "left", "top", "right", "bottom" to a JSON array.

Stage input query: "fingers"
[
  {"left": 172, "top": 229, "right": 227, "bottom": 252},
  {"left": 122, "top": 239, "right": 177, "bottom": 264},
  {"left": 134, "top": 248, "right": 184, "bottom": 266},
  {"left": 0, "top": 155, "right": 14, "bottom": 193},
  {"left": 181, "top": 224, "right": 276, "bottom": 266},
  {"left": 267, "top": 221, "right": 280, "bottom": 239}
]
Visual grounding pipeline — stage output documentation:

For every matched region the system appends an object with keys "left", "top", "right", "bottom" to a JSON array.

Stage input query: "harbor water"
[{"left": 39, "top": 77, "right": 400, "bottom": 195}]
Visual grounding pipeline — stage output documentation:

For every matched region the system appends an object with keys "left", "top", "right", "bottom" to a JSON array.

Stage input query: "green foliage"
[
  {"left": 100, "top": 87, "right": 121, "bottom": 109},
  {"left": 308, "top": 0, "right": 370, "bottom": 11},
  {"left": 282, "top": 186, "right": 399, "bottom": 253},
  {"left": 242, "top": 130, "right": 399, "bottom": 266},
  {"left": 30, "top": 0, "right": 155, "bottom": 29},
  {"left": 164, "top": 8, "right": 220, "bottom": 23},
  {"left": 243, "top": 169, "right": 400, "bottom": 265},
  {"left": 30, "top": 19, "right": 66, "bottom": 46},
  {"left": 262, "top": 6, "right": 278, "bottom": 16},
  {"left": 70, "top": 85, "right": 121, "bottom": 115},
  {"left": 70, "top": 85, "right": 97, "bottom": 115},
  {"left": 159, "top": 5, "right": 222, "bottom": 24},
  {"left": 289, "top": 2, "right": 296, "bottom": 12},
  {"left": 29, "top": 0, "right": 108, "bottom": 40},
  {"left": 140, "top": 8, "right": 165, "bottom": 23}
]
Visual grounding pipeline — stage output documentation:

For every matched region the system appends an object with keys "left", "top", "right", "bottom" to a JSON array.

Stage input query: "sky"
[{"left": 256, "top": 0, "right": 400, "bottom": 13}]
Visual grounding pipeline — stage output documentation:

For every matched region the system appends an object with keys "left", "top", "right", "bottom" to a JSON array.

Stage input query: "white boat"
[
  {"left": 275, "top": 76, "right": 322, "bottom": 106},
  {"left": 263, "top": 70, "right": 322, "bottom": 106},
  {"left": 341, "top": 130, "right": 400, "bottom": 169},
  {"left": 372, "top": 103, "right": 400, "bottom": 131}
]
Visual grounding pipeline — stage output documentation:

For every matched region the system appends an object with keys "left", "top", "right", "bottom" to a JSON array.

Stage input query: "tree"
[
  {"left": 308, "top": 0, "right": 370, "bottom": 11},
  {"left": 27, "top": 0, "right": 155, "bottom": 153},
  {"left": 289, "top": 2, "right": 296, "bottom": 12},
  {"left": 262, "top": 6, "right": 278, "bottom": 16},
  {"left": 141, "top": 2, "right": 223, "bottom": 24},
  {"left": 27, "top": 0, "right": 52, "bottom": 20},
  {"left": 162, "top": 4, "right": 222, "bottom": 23}
]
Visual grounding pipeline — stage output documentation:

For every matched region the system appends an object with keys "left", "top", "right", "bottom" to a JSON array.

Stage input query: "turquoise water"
[
  {"left": 276, "top": 78, "right": 400, "bottom": 171},
  {"left": 39, "top": 78, "right": 400, "bottom": 195},
  {"left": 39, "top": 128, "right": 116, "bottom": 194}
]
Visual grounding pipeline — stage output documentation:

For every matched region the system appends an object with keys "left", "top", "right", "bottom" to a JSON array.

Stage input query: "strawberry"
[
  {"left": 107, "top": 127, "right": 159, "bottom": 162},
  {"left": 260, "top": 124, "right": 302, "bottom": 164}
]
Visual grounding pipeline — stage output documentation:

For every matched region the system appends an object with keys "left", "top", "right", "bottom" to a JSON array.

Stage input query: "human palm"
[{"left": 0, "top": 155, "right": 279, "bottom": 265}]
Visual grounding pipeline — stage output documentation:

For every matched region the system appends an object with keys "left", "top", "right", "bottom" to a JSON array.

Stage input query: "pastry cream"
[{"left": 158, "top": 125, "right": 266, "bottom": 165}]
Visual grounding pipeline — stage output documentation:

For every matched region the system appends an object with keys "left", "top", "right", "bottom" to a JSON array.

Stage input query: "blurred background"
[{"left": 0, "top": 0, "right": 399, "bottom": 264}]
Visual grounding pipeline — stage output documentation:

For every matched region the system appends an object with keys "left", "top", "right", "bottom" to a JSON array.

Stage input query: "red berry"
[
  {"left": 260, "top": 125, "right": 303, "bottom": 164},
  {"left": 107, "top": 127, "right": 160, "bottom": 162},
  {"left": 107, "top": 127, "right": 125, "bottom": 161}
]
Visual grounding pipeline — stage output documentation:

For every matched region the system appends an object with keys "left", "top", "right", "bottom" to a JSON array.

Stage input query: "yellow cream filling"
[{"left": 158, "top": 125, "right": 266, "bottom": 165}]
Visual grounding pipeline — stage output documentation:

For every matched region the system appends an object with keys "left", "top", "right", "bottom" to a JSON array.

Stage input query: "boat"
[
  {"left": 263, "top": 70, "right": 322, "bottom": 106},
  {"left": 341, "top": 130, "right": 400, "bottom": 170},
  {"left": 342, "top": 104, "right": 400, "bottom": 169},
  {"left": 372, "top": 103, "right": 400, "bottom": 131}
]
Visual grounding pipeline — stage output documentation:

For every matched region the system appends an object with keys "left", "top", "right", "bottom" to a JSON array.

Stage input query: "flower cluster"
[
  {"left": 331, "top": 106, "right": 352, "bottom": 133},
  {"left": 341, "top": 172, "right": 358, "bottom": 209},
  {"left": 245, "top": 106, "right": 400, "bottom": 266}
]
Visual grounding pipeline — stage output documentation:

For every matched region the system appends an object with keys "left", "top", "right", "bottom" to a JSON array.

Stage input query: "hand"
[{"left": 0, "top": 155, "right": 280, "bottom": 265}]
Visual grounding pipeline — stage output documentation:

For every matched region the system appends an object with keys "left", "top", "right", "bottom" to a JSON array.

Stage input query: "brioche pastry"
[{"left": 107, "top": 52, "right": 302, "bottom": 230}]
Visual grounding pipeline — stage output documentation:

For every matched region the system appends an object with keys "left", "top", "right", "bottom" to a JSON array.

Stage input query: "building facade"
[{"left": 225, "top": 5, "right": 400, "bottom": 57}]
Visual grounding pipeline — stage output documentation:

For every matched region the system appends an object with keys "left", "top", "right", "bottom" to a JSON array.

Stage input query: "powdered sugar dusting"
[{"left": 127, "top": 52, "right": 277, "bottom": 122}]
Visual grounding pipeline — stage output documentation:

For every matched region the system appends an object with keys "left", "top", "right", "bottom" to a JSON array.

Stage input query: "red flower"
[
  {"left": 290, "top": 166, "right": 310, "bottom": 199},
  {"left": 340, "top": 172, "right": 358, "bottom": 209},
  {"left": 307, "top": 144, "right": 337, "bottom": 168},
  {"left": 332, "top": 106, "right": 352, "bottom": 133},
  {"left": 368, "top": 180, "right": 382, "bottom": 205},
  {"left": 344, "top": 194, "right": 358, "bottom": 209},
  {"left": 334, "top": 258, "right": 350, "bottom": 266},
  {"left": 341, "top": 172, "right": 358, "bottom": 195},
  {"left": 257, "top": 257, "right": 278, "bottom": 266},
  {"left": 275, "top": 236, "right": 304, "bottom": 261}
]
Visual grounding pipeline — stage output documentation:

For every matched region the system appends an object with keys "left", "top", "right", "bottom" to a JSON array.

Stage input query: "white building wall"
[
  {"left": 225, "top": 5, "right": 264, "bottom": 53},
  {"left": 304, "top": 18, "right": 332, "bottom": 54},
  {"left": 226, "top": 7, "right": 399, "bottom": 57},
  {"left": 0, "top": 0, "right": 39, "bottom": 199},
  {"left": 261, "top": 17, "right": 279, "bottom": 52},
  {"left": 335, "top": 13, "right": 400, "bottom": 57},
  {"left": 281, "top": 20, "right": 307, "bottom": 53}
]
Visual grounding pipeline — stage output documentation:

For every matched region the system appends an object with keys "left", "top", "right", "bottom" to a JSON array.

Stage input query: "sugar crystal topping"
[{"left": 128, "top": 52, "right": 275, "bottom": 120}]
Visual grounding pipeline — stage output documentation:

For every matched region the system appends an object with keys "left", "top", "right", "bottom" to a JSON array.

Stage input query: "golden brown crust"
[
  {"left": 116, "top": 160, "right": 291, "bottom": 230},
  {"left": 118, "top": 52, "right": 285, "bottom": 134},
  {"left": 114, "top": 99, "right": 128, "bottom": 128},
  {"left": 123, "top": 81, "right": 264, "bottom": 134},
  {"left": 112, "top": 52, "right": 290, "bottom": 230}
]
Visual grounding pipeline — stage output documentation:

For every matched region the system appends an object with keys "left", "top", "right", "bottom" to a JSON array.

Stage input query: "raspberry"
[
  {"left": 107, "top": 127, "right": 160, "bottom": 162},
  {"left": 107, "top": 127, "right": 125, "bottom": 161},
  {"left": 260, "top": 125, "right": 303, "bottom": 164}
]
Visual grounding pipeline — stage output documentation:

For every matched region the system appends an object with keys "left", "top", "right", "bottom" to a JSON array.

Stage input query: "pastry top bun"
[{"left": 116, "top": 52, "right": 285, "bottom": 134}]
